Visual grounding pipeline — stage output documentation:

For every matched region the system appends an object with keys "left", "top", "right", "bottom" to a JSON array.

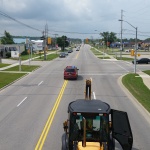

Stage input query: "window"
[
  {"left": 66, "top": 69, "right": 75, "bottom": 72},
  {"left": 70, "top": 113, "right": 109, "bottom": 142}
]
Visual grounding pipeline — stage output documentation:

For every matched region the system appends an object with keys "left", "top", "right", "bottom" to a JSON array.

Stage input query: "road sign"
[{"left": 28, "top": 49, "right": 30, "bottom": 54}]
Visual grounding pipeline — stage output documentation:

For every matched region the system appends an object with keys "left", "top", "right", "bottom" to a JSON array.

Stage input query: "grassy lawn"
[
  {"left": 90, "top": 48, "right": 97, "bottom": 53},
  {"left": 122, "top": 73, "right": 150, "bottom": 113},
  {"left": 116, "top": 57, "right": 133, "bottom": 61},
  {"left": 35, "top": 53, "right": 59, "bottom": 61},
  {"left": 0, "top": 63, "right": 10, "bottom": 68},
  {"left": 20, "top": 54, "right": 38, "bottom": 60},
  {"left": 0, "top": 64, "right": 40, "bottom": 89},
  {"left": 143, "top": 70, "right": 150, "bottom": 75},
  {"left": 98, "top": 56, "right": 110, "bottom": 59},
  {"left": 94, "top": 52, "right": 103, "bottom": 55},
  {"left": 0, "top": 72, "right": 26, "bottom": 89},
  {"left": 90, "top": 48, "right": 106, "bottom": 55},
  {"left": 11, "top": 50, "right": 58, "bottom": 61},
  {"left": 11, "top": 54, "right": 38, "bottom": 61},
  {"left": 4, "top": 65, "right": 40, "bottom": 72}
]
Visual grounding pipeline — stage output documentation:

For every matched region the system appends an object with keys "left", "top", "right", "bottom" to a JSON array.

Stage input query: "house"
[{"left": 0, "top": 44, "right": 24, "bottom": 58}]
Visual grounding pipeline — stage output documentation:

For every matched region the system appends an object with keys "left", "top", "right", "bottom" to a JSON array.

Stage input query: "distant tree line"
[{"left": 0, "top": 31, "right": 15, "bottom": 44}]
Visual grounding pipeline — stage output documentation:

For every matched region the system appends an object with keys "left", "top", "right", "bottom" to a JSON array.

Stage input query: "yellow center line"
[
  {"left": 35, "top": 80, "right": 68, "bottom": 150},
  {"left": 75, "top": 51, "right": 80, "bottom": 59}
]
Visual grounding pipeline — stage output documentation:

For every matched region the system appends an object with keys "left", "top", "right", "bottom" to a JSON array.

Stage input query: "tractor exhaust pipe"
[
  {"left": 85, "top": 79, "right": 91, "bottom": 100},
  {"left": 82, "top": 117, "right": 86, "bottom": 147}
]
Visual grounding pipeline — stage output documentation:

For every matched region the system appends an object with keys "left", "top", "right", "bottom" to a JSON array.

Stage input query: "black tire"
[
  {"left": 73, "top": 141, "right": 78, "bottom": 150},
  {"left": 109, "top": 135, "right": 115, "bottom": 150},
  {"left": 62, "top": 133, "right": 68, "bottom": 150},
  {"left": 102, "top": 142, "right": 108, "bottom": 150}
]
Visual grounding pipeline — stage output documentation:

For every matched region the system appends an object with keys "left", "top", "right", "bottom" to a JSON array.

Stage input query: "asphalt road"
[{"left": 0, "top": 44, "right": 150, "bottom": 150}]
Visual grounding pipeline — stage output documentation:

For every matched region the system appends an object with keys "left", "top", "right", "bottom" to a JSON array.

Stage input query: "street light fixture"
[{"left": 118, "top": 19, "right": 138, "bottom": 74}]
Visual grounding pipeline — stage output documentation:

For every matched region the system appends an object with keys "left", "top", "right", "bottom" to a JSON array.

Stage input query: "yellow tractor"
[{"left": 62, "top": 80, "right": 133, "bottom": 150}]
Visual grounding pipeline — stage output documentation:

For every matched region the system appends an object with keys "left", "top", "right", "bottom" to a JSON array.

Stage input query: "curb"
[
  {"left": 118, "top": 75, "right": 150, "bottom": 125},
  {"left": 0, "top": 66, "right": 41, "bottom": 91},
  {"left": 0, "top": 73, "right": 29, "bottom": 91}
]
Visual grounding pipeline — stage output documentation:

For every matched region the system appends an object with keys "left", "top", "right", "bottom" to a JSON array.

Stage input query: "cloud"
[{"left": 0, "top": 0, "right": 150, "bottom": 39}]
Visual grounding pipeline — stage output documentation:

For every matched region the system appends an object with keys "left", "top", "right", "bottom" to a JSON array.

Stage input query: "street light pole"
[
  {"left": 120, "top": 10, "right": 123, "bottom": 60},
  {"left": 118, "top": 19, "right": 138, "bottom": 74},
  {"left": 134, "top": 27, "right": 138, "bottom": 74}
]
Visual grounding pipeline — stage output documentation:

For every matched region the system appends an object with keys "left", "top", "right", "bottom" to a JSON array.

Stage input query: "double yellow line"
[
  {"left": 75, "top": 51, "right": 80, "bottom": 59},
  {"left": 35, "top": 80, "right": 68, "bottom": 150}
]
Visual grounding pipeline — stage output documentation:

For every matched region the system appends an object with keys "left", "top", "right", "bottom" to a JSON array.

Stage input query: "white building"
[
  {"left": 0, "top": 44, "right": 24, "bottom": 58},
  {"left": 31, "top": 40, "right": 43, "bottom": 51}
]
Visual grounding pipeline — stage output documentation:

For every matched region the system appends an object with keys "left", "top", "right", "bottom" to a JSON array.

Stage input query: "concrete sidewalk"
[
  {"left": 0, "top": 59, "right": 32, "bottom": 71},
  {"left": 137, "top": 71, "right": 150, "bottom": 90},
  {"left": 0, "top": 50, "right": 59, "bottom": 71},
  {"left": 93, "top": 47, "right": 117, "bottom": 61}
]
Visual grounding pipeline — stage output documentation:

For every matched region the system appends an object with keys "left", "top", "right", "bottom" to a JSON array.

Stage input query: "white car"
[{"left": 125, "top": 49, "right": 131, "bottom": 52}]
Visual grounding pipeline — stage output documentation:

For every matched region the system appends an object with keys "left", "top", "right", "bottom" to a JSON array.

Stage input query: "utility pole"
[
  {"left": 53, "top": 34, "right": 58, "bottom": 54},
  {"left": 53, "top": 34, "right": 58, "bottom": 46},
  {"left": 134, "top": 27, "right": 138, "bottom": 74},
  {"left": 118, "top": 18, "right": 138, "bottom": 74},
  {"left": 120, "top": 9, "right": 123, "bottom": 59},
  {"left": 44, "top": 23, "right": 48, "bottom": 60},
  {"left": 18, "top": 45, "right": 21, "bottom": 71}
]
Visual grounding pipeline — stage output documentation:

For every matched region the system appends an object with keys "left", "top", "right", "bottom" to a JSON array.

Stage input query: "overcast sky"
[{"left": 0, "top": 0, "right": 150, "bottom": 40}]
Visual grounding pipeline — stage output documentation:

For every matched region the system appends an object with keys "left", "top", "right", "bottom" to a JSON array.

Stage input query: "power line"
[
  {"left": 48, "top": 29, "right": 101, "bottom": 35},
  {"left": 0, "top": 10, "right": 42, "bottom": 32},
  {"left": 0, "top": 9, "right": 150, "bottom": 39}
]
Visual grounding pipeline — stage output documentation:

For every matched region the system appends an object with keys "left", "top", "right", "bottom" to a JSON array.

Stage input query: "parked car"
[
  {"left": 64, "top": 66, "right": 79, "bottom": 80},
  {"left": 125, "top": 49, "right": 131, "bottom": 52},
  {"left": 59, "top": 52, "right": 66, "bottom": 58},
  {"left": 132, "top": 58, "right": 150, "bottom": 64},
  {"left": 68, "top": 49, "right": 73, "bottom": 53}
]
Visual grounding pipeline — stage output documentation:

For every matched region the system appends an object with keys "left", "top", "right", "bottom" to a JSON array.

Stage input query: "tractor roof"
[{"left": 68, "top": 99, "right": 111, "bottom": 114}]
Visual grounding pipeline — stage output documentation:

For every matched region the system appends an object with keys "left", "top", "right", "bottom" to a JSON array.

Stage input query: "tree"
[
  {"left": 100, "top": 32, "right": 117, "bottom": 47},
  {"left": 57, "top": 35, "right": 69, "bottom": 50},
  {"left": 1, "top": 31, "right": 15, "bottom": 44}
]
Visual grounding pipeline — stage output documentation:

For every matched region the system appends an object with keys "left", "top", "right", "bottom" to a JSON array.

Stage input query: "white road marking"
[
  {"left": 113, "top": 62, "right": 129, "bottom": 72},
  {"left": 79, "top": 73, "right": 122, "bottom": 76},
  {"left": 17, "top": 97, "right": 27, "bottom": 107},
  {"left": 93, "top": 92, "right": 96, "bottom": 99},
  {"left": 38, "top": 81, "right": 43, "bottom": 86}
]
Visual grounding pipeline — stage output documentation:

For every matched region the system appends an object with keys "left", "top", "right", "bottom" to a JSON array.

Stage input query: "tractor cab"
[
  {"left": 62, "top": 99, "right": 133, "bottom": 150},
  {"left": 62, "top": 80, "right": 133, "bottom": 150}
]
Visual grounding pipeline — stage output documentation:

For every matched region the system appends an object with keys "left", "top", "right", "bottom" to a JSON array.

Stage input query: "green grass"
[
  {"left": 0, "top": 64, "right": 40, "bottom": 89},
  {"left": 143, "top": 70, "right": 150, "bottom": 75},
  {"left": 0, "top": 72, "right": 26, "bottom": 89},
  {"left": 11, "top": 54, "right": 38, "bottom": 61},
  {"left": 4, "top": 65, "right": 40, "bottom": 72},
  {"left": 0, "top": 63, "right": 10, "bottom": 68},
  {"left": 116, "top": 57, "right": 133, "bottom": 61},
  {"left": 122, "top": 73, "right": 150, "bottom": 112},
  {"left": 94, "top": 53, "right": 103, "bottom": 55},
  {"left": 35, "top": 53, "right": 59, "bottom": 61},
  {"left": 98, "top": 56, "right": 110, "bottom": 59},
  {"left": 11, "top": 50, "right": 58, "bottom": 61},
  {"left": 20, "top": 54, "right": 37, "bottom": 60},
  {"left": 90, "top": 48, "right": 105, "bottom": 54}
]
